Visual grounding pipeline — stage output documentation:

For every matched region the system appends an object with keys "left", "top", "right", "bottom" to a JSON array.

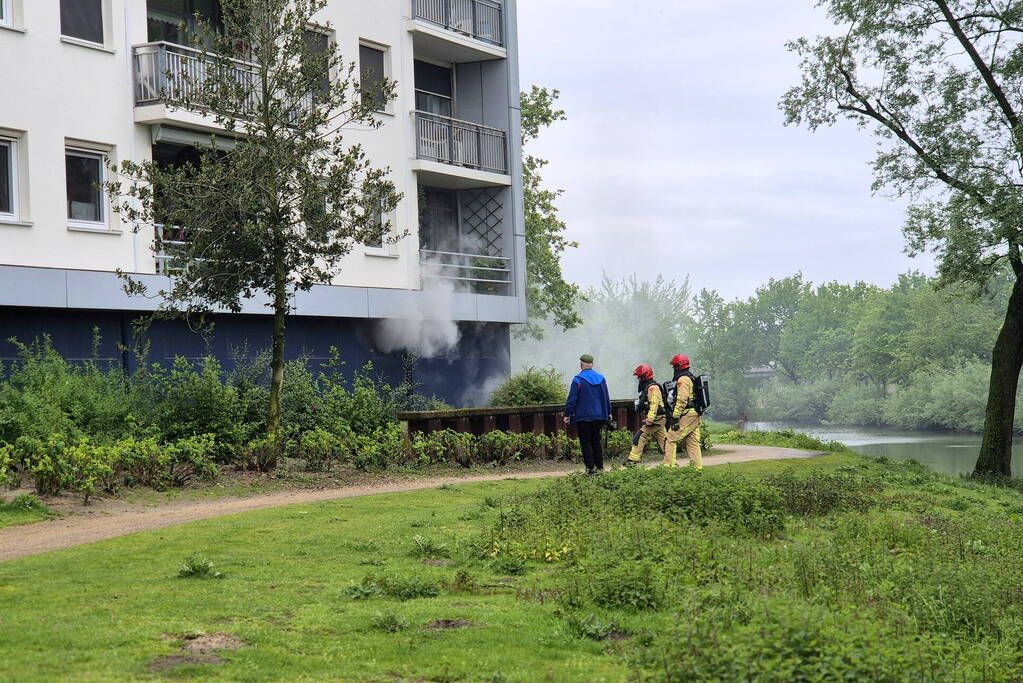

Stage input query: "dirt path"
[{"left": 0, "top": 445, "right": 822, "bottom": 562}]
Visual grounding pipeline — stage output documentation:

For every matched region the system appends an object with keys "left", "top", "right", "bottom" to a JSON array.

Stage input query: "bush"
[
  {"left": 764, "top": 469, "right": 881, "bottom": 516},
  {"left": 299, "top": 427, "right": 346, "bottom": 471},
  {"left": 489, "top": 367, "right": 564, "bottom": 407},
  {"left": 826, "top": 382, "right": 886, "bottom": 426},
  {"left": 562, "top": 613, "right": 625, "bottom": 641},
  {"left": 0, "top": 442, "right": 19, "bottom": 488},
  {"left": 62, "top": 441, "right": 114, "bottom": 504},
  {"left": 240, "top": 436, "right": 283, "bottom": 473},
  {"left": 589, "top": 561, "right": 663, "bottom": 611},
  {"left": 178, "top": 554, "right": 224, "bottom": 579},
  {"left": 352, "top": 574, "right": 441, "bottom": 601}
]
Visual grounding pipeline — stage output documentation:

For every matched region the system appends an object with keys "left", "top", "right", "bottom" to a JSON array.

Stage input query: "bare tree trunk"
[
  {"left": 974, "top": 275, "right": 1023, "bottom": 476},
  {"left": 267, "top": 277, "right": 287, "bottom": 442}
]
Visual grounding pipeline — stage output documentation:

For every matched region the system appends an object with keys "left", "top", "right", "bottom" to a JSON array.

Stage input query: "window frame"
[
  {"left": 0, "top": 137, "right": 17, "bottom": 221},
  {"left": 65, "top": 147, "right": 109, "bottom": 230},
  {"left": 60, "top": 0, "right": 106, "bottom": 47},
  {"left": 359, "top": 40, "right": 391, "bottom": 114},
  {"left": 0, "top": 0, "right": 12, "bottom": 29},
  {"left": 363, "top": 202, "right": 397, "bottom": 257}
]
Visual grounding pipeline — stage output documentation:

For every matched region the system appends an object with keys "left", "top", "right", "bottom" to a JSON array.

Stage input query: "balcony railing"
[
  {"left": 413, "top": 0, "right": 503, "bottom": 46},
  {"left": 415, "top": 112, "right": 508, "bottom": 174},
  {"left": 421, "top": 249, "right": 511, "bottom": 294},
  {"left": 134, "top": 41, "right": 261, "bottom": 112}
]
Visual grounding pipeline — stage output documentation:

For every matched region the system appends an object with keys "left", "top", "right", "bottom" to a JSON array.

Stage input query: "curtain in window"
[
  {"left": 66, "top": 153, "right": 103, "bottom": 223},
  {"left": 0, "top": 142, "right": 11, "bottom": 215},
  {"left": 61, "top": 0, "right": 104, "bottom": 44}
]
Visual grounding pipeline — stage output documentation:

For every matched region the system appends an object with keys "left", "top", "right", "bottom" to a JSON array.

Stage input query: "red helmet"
[
  {"left": 633, "top": 364, "right": 654, "bottom": 381},
  {"left": 670, "top": 354, "right": 690, "bottom": 370}
]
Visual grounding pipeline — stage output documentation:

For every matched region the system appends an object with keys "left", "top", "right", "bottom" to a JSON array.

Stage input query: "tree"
[
  {"left": 741, "top": 274, "right": 810, "bottom": 382},
  {"left": 518, "top": 86, "right": 582, "bottom": 340},
  {"left": 108, "top": 0, "right": 401, "bottom": 442},
  {"left": 783, "top": 1, "right": 1023, "bottom": 475}
]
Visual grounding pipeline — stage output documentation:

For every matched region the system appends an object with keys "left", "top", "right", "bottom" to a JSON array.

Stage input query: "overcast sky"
[{"left": 516, "top": 0, "right": 936, "bottom": 301}]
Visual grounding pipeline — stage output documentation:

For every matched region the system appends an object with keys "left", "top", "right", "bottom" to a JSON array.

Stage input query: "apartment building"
[{"left": 0, "top": 0, "right": 525, "bottom": 405}]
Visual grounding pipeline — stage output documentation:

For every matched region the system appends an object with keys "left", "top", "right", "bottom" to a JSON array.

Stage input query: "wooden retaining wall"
[{"left": 397, "top": 399, "right": 640, "bottom": 439}]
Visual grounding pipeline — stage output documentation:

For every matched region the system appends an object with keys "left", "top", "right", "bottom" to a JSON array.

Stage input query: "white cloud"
[{"left": 517, "top": 0, "right": 935, "bottom": 299}]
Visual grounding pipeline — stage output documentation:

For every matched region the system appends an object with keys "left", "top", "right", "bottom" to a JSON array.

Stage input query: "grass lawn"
[
  {"left": 0, "top": 494, "right": 56, "bottom": 529},
  {"left": 4, "top": 449, "right": 1023, "bottom": 680}
]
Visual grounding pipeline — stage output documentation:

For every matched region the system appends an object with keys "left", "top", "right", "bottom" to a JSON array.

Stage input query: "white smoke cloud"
[{"left": 374, "top": 262, "right": 461, "bottom": 358}]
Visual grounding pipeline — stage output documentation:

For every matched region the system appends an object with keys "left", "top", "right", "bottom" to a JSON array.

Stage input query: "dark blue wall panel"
[{"left": 0, "top": 307, "right": 510, "bottom": 407}]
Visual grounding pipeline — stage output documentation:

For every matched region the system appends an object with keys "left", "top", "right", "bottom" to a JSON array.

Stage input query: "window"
[
  {"left": 147, "top": 0, "right": 221, "bottom": 46},
  {"left": 65, "top": 149, "right": 106, "bottom": 226},
  {"left": 0, "top": 0, "right": 11, "bottom": 28},
  {"left": 304, "top": 30, "right": 331, "bottom": 100},
  {"left": 360, "top": 45, "right": 387, "bottom": 111},
  {"left": 0, "top": 138, "right": 15, "bottom": 219},
  {"left": 365, "top": 201, "right": 388, "bottom": 249},
  {"left": 61, "top": 0, "right": 104, "bottom": 45},
  {"left": 414, "top": 60, "right": 452, "bottom": 116}
]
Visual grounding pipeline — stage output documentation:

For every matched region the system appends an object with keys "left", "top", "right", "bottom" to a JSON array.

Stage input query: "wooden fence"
[{"left": 397, "top": 399, "right": 640, "bottom": 439}]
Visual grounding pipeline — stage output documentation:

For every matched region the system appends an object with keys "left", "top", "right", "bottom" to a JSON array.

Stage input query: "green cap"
[{"left": 579, "top": 353, "right": 594, "bottom": 364}]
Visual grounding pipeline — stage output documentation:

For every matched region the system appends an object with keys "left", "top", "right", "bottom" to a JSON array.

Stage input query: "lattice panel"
[{"left": 460, "top": 188, "right": 504, "bottom": 256}]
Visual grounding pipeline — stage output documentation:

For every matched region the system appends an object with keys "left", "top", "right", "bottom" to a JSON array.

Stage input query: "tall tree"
[
  {"left": 783, "top": 1, "right": 1023, "bottom": 475},
  {"left": 108, "top": 0, "right": 400, "bottom": 442},
  {"left": 518, "top": 86, "right": 582, "bottom": 340}
]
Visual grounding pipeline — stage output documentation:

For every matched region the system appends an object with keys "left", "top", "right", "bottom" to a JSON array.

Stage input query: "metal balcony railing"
[
  {"left": 412, "top": 0, "right": 503, "bottom": 46},
  {"left": 415, "top": 112, "right": 508, "bottom": 174},
  {"left": 133, "top": 41, "right": 261, "bottom": 112},
  {"left": 421, "top": 249, "right": 511, "bottom": 294}
]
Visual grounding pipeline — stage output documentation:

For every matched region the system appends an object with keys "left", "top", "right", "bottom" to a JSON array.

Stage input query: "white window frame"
[
  {"left": 60, "top": 0, "right": 110, "bottom": 50},
  {"left": 364, "top": 206, "right": 397, "bottom": 257},
  {"left": 65, "top": 147, "right": 108, "bottom": 230},
  {"left": 0, "top": 0, "right": 12, "bottom": 29},
  {"left": 0, "top": 137, "right": 17, "bottom": 221},
  {"left": 359, "top": 40, "right": 393, "bottom": 114}
]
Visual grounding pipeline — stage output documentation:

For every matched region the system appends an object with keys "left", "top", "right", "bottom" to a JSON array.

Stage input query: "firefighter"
[
  {"left": 665, "top": 354, "right": 703, "bottom": 469},
  {"left": 626, "top": 364, "right": 667, "bottom": 465}
]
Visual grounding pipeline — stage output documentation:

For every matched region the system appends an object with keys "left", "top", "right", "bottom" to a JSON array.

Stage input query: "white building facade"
[{"left": 0, "top": 0, "right": 525, "bottom": 404}]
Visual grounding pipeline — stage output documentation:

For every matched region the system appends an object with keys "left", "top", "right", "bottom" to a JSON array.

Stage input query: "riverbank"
[{"left": 740, "top": 421, "right": 1023, "bottom": 476}]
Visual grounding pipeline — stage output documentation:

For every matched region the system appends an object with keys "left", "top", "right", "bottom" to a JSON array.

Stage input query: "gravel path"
[{"left": 0, "top": 445, "right": 823, "bottom": 562}]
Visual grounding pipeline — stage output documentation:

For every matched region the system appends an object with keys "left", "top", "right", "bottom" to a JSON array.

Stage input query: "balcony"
[
  {"left": 133, "top": 41, "right": 271, "bottom": 131},
  {"left": 414, "top": 0, "right": 503, "bottom": 45},
  {"left": 421, "top": 249, "right": 511, "bottom": 295},
  {"left": 410, "top": 0, "right": 506, "bottom": 63},
  {"left": 414, "top": 112, "right": 509, "bottom": 186}
]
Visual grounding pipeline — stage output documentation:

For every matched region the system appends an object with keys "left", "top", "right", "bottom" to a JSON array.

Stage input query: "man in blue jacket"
[{"left": 563, "top": 353, "right": 613, "bottom": 474}]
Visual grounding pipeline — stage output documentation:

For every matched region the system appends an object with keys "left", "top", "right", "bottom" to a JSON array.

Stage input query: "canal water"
[{"left": 746, "top": 422, "right": 1023, "bottom": 477}]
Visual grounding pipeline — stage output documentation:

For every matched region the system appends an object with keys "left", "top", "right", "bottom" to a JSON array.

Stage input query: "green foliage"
[
  {"left": 518, "top": 86, "right": 581, "bottom": 339},
  {"left": 712, "top": 428, "right": 849, "bottom": 453},
  {"left": 561, "top": 613, "right": 625, "bottom": 641},
  {"left": 369, "top": 611, "right": 409, "bottom": 633},
  {"left": 177, "top": 554, "right": 224, "bottom": 579},
  {"left": 353, "top": 574, "right": 441, "bottom": 601},
  {"left": 409, "top": 535, "right": 450, "bottom": 560},
  {"left": 489, "top": 367, "right": 564, "bottom": 407}
]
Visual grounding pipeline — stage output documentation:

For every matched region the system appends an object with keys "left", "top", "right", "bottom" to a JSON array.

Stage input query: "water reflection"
[{"left": 746, "top": 422, "right": 1023, "bottom": 477}]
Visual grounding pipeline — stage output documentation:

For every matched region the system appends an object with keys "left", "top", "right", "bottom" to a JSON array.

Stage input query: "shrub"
[
  {"left": 764, "top": 469, "right": 881, "bottom": 516},
  {"left": 352, "top": 574, "right": 441, "bottom": 601},
  {"left": 299, "top": 427, "right": 345, "bottom": 471},
  {"left": 826, "top": 382, "right": 886, "bottom": 426},
  {"left": 19, "top": 435, "right": 72, "bottom": 496},
  {"left": 489, "top": 367, "right": 564, "bottom": 407},
  {"left": 178, "top": 554, "right": 224, "bottom": 579},
  {"left": 240, "top": 436, "right": 284, "bottom": 473},
  {"left": 0, "top": 443, "right": 19, "bottom": 488},
  {"left": 562, "top": 613, "right": 625, "bottom": 641},
  {"left": 369, "top": 611, "right": 409, "bottom": 633},
  {"left": 62, "top": 441, "right": 114, "bottom": 504},
  {"left": 589, "top": 561, "right": 663, "bottom": 611},
  {"left": 410, "top": 534, "right": 450, "bottom": 559},
  {"left": 1, "top": 493, "right": 50, "bottom": 514}
]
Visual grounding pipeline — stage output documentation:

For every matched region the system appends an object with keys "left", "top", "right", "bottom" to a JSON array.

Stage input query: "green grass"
[
  {"left": 0, "top": 494, "right": 56, "bottom": 529},
  {"left": 4, "top": 453, "right": 1023, "bottom": 680}
]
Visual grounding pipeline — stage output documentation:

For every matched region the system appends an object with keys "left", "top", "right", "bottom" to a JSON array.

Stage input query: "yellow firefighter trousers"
[
  {"left": 665, "top": 414, "right": 702, "bottom": 468},
  {"left": 628, "top": 417, "right": 667, "bottom": 461}
]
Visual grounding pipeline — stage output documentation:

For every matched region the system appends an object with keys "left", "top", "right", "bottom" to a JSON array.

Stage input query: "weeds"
[
  {"left": 410, "top": 535, "right": 450, "bottom": 560},
  {"left": 177, "top": 554, "right": 224, "bottom": 579},
  {"left": 369, "top": 611, "right": 409, "bottom": 633}
]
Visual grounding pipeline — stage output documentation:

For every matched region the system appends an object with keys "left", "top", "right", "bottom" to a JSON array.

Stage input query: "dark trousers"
[{"left": 576, "top": 420, "right": 605, "bottom": 472}]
